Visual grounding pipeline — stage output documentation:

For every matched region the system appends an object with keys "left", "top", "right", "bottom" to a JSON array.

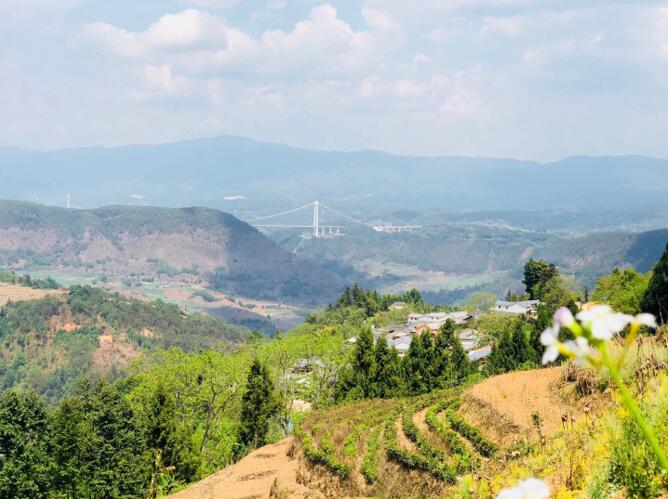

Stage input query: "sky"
[{"left": 1, "top": 0, "right": 668, "bottom": 160}]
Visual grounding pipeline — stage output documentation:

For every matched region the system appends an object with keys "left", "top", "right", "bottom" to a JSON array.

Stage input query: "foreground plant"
[
  {"left": 497, "top": 477, "right": 550, "bottom": 499},
  {"left": 540, "top": 305, "right": 668, "bottom": 472}
]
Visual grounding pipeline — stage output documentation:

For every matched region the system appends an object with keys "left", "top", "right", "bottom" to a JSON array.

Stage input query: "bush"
[
  {"left": 425, "top": 401, "right": 479, "bottom": 473},
  {"left": 608, "top": 411, "right": 667, "bottom": 498},
  {"left": 384, "top": 408, "right": 456, "bottom": 483},
  {"left": 360, "top": 426, "right": 382, "bottom": 484},
  {"left": 445, "top": 400, "right": 497, "bottom": 458},
  {"left": 295, "top": 426, "right": 351, "bottom": 479}
]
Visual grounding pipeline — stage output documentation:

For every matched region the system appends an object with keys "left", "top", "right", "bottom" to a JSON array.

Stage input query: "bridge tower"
[{"left": 313, "top": 200, "right": 319, "bottom": 237}]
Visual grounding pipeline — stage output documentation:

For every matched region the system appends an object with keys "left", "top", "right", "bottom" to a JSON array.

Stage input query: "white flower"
[
  {"left": 497, "top": 477, "right": 550, "bottom": 499},
  {"left": 633, "top": 313, "right": 658, "bottom": 329},
  {"left": 540, "top": 324, "right": 560, "bottom": 365},
  {"left": 554, "top": 307, "right": 574, "bottom": 328},
  {"left": 563, "top": 337, "right": 595, "bottom": 360},
  {"left": 576, "top": 305, "right": 632, "bottom": 340}
]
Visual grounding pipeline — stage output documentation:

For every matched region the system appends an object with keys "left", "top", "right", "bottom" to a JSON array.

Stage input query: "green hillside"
[{"left": 0, "top": 285, "right": 250, "bottom": 402}]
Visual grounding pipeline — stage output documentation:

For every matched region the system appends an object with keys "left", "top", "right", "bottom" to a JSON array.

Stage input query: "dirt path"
[
  {"left": 468, "top": 366, "right": 570, "bottom": 434},
  {"left": 168, "top": 438, "right": 321, "bottom": 499},
  {"left": 395, "top": 417, "right": 418, "bottom": 453},
  {"left": 412, "top": 408, "right": 430, "bottom": 436}
]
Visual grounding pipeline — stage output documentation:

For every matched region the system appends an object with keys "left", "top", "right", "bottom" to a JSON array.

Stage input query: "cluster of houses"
[
  {"left": 291, "top": 298, "right": 541, "bottom": 385},
  {"left": 362, "top": 299, "right": 541, "bottom": 362}
]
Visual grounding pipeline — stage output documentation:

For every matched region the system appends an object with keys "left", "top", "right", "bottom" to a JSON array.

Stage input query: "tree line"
[
  {"left": 337, "top": 319, "right": 472, "bottom": 400},
  {"left": 0, "top": 357, "right": 280, "bottom": 499}
]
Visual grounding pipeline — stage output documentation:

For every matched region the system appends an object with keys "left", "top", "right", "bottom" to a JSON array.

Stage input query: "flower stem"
[{"left": 601, "top": 345, "right": 668, "bottom": 472}]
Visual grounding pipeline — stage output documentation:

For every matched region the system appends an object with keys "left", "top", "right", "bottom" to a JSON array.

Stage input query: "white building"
[
  {"left": 493, "top": 300, "right": 540, "bottom": 315},
  {"left": 407, "top": 311, "right": 474, "bottom": 331}
]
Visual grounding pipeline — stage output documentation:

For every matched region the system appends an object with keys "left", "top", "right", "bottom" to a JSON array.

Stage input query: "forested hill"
[
  {"left": 0, "top": 284, "right": 250, "bottom": 402},
  {"left": 0, "top": 200, "right": 346, "bottom": 304},
  {"left": 2, "top": 136, "right": 668, "bottom": 211}
]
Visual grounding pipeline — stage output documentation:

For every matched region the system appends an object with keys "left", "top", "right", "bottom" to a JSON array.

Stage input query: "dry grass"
[
  {"left": 0, "top": 282, "right": 64, "bottom": 307},
  {"left": 468, "top": 366, "right": 571, "bottom": 434}
]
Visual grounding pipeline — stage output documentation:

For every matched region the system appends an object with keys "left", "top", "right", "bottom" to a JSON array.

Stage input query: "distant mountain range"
[
  {"left": 1, "top": 136, "right": 668, "bottom": 213},
  {"left": 0, "top": 200, "right": 345, "bottom": 305}
]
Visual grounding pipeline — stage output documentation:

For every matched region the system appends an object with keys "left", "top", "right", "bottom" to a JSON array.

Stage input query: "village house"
[
  {"left": 457, "top": 328, "right": 481, "bottom": 351},
  {"left": 493, "top": 300, "right": 540, "bottom": 316},
  {"left": 407, "top": 311, "right": 474, "bottom": 334}
]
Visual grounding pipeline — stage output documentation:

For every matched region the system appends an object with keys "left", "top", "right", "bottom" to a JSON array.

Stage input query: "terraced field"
[{"left": 295, "top": 389, "right": 501, "bottom": 497}]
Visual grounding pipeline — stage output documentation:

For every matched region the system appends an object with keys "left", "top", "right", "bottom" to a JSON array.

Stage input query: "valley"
[{"left": 4, "top": 2, "right": 668, "bottom": 496}]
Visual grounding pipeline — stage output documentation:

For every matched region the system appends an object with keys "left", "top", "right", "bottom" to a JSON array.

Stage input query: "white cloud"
[
  {"left": 83, "top": 9, "right": 229, "bottom": 57},
  {"left": 425, "top": 28, "right": 456, "bottom": 45},
  {"left": 480, "top": 16, "right": 523, "bottom": 37},
  {"left": 413, "top": 53, "right": 431, "bottom": 64},
  {"left": 83, "top": 23, "right": 144, "bottom": 58},
  {"left": 0, "top": 0, "right": 80, "bottom": 11},
  {"left": 84, "top": 5, "right": 405, "bottom": 79},
  {"left": 145, "top": 9, "right": 228, "bottom": 49},
  {"left": 175, "top": 0, "right": 240, "bottom": 8}
]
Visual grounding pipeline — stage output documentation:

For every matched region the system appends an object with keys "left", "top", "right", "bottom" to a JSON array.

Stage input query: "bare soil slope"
[
  {"left": 467, "top": 366, "right": 570, "bottom": 434},
  {"left": 168, "top": 438, "right": 323, "bottom": 499}
]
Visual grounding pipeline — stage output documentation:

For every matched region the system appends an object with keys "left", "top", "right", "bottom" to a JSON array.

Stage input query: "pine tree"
[
  {"left": 50, "top": 378, "right": 149, "bottom": 498},
  {"left": 373, "top": 337, "right": 403, "bottom": 398},
  {"left": 235, "top": 359, "right": 280, "bottom": 457},
  {"left": 642, "top": 243, "right": 668, "bottom": 323},
  {"left": 510, "top": 325, "right": 533, "bottom": 367},
  {"left": 353, "top": 327, "right": 377, "bottom": 397},
  {"left": 486, "top": 330, "right": 516, "bottom": 375},
  {"left": 0, "top": 390, "right": 52, "bottom": 498},
  {"left": 404, "top": 332, "right": 435, "bottom": 394},
  {"left": 435, "top": 319, "right": 470, "bottom": 387},
  {"left": 143, "top": 383, "right": 199, "bottom": 487}
]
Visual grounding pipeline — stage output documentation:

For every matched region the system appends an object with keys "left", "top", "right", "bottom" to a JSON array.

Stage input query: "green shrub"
[
  {"left": 402, "top": 405, "right": 445, "bottom": 461},
  {"left": 425, "top": 402, "right": 479, "bottom": 473},
  {"left": 343, "top": 423, "right": 364, "bottom": 460},
  {"left": 360, "top": 426, "right": 382, "bottom": 484},
  {"left": 608, "top": 411, "right": 667, "bottom": 498},
  {"left": 295, "top": 426, "right": 351, "bottom": 479},
  {"left": 384, "top": 409, "right": 456, "bottom": 483},
  {"left": 445, "top": 406, "right": 498, "bottom": 458}
]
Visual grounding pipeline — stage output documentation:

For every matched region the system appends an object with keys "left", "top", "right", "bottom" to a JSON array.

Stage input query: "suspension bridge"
[{"left": 248, "top": 200, "right": 422, "bottom": 241}]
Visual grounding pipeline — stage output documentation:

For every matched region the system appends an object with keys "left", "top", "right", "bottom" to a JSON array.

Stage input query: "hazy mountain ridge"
[
  {"left": 2, "top": 136, "right": 668, "bottom": 212},
  {"left": 0, "top": 200, "right": 345, "bottom": 304}
]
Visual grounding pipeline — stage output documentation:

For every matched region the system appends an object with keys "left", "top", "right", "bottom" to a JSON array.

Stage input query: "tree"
[
  {"left": 463, "top": 291, "right": 497, "bottom": 314},
  {"left": 235, "top": 359, "right": 280, "bottom": 457},
  {"left": 401, "top": 288, "right": 424, "bottom": 307},
  {"left": 593, "top": 268, "right": 651, "bottom": 315},
  {"left": 523, "top": 259, "right": 558, "bottom": 300},
  {"left": 0, "top": 390, "right": 52, "bottom": 498},
  {"left": 341, "top": 327, "right": 377, "bottom": 399},
  {"left": 141, "top": 382, "right": 199, "bottom": 492},
  {"left": 510, "top": 325, "right": 533, "bottom": 367},
  {"left": 535, "top": 275, "right": 578, "bottom": 312},
  {"left": 485, "top": 330, "right": 516, "bottom": 375},
  {"left": 435, "top": 319, "right": 470, "bottom": 387},
  {"left": 403, "top": 332, "right": 436, "bottom": 394},
  {"left": 643, "top": 243, "right": 668, "bottom": 324},
  {"left": 373, "top": 337, "right": 403, "bottom": 398},
  {"left": 50, "top": 378, "right": 149, "bottom": 498},
  {"left": 335, "top": 284, "right": 378, "bottom": 316}
]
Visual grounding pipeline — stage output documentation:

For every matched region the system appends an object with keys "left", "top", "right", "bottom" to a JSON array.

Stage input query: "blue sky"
[{"left": 1, "top": 0, "right": 667, "bottom": 160}]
